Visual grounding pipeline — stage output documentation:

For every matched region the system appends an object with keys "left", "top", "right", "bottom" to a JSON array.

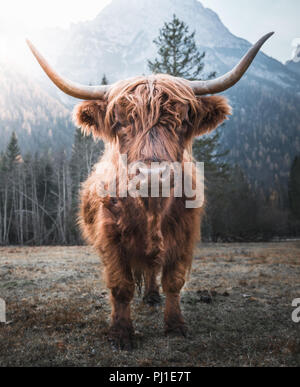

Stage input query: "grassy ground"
[{"left": 0, "top": 242, "right": 300, "bottom": 367}]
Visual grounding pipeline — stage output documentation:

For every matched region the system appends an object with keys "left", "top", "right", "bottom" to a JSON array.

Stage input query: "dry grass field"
[{"left": 0, "top": 242, "right": 300, "bottom": 367}]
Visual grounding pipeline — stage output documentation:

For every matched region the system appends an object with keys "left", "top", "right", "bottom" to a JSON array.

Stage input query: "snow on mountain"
[{"left": 286, "top": 43, "right": 300, "bottom": 76}]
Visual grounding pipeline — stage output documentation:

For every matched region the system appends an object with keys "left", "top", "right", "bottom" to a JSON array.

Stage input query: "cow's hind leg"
[
  {"left": 106, "top": 263, "right": 135, "bottom": 350},
  {"left": 143, "top": 266, "right": 161, "bottom": 306},
  {"left": 162, "top": 261, "right": 188, "bottom": 337}
]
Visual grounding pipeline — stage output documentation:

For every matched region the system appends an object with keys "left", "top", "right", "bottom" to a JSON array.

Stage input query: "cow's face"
[{"left": 74, "top": 75, "right": 231, "bottom": 166}]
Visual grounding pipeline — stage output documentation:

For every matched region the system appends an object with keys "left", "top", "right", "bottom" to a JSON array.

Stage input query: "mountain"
[
  {"left": 286, "top": 43, "right": 300, "bottom": 76},
  {"left": 1, "top": 0, "right": 300, "bottom": 196},
  {"left": 52, "top": 0, "right": 300, "bottom": 91}
]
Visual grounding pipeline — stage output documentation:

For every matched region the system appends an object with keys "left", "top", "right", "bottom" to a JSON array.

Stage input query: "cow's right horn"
[
  {"left": 26, "top": 39, "right": 110, "bottom": 100},
  {"left": 188, "top": 32, "right": 274, "bottom": 95}
]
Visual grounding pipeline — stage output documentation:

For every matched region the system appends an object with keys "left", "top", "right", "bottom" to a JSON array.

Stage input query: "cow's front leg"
[
  {"left": 162, "top": 261, "right": 188, "bottom": 337},
  {"left": 106, "top": 264, "right": 135, "bottom": 350}
]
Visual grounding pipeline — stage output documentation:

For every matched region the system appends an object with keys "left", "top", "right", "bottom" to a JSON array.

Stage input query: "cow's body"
[{"left": 74, "top": 75, "right": 230, "bottom": 348}]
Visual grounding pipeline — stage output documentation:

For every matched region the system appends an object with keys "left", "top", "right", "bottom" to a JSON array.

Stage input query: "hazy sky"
[
  {"left": 0, "top": 0, "right": 298, "bottom": 63},
  {"left": 200, "top": 0, "right": 300, "bottom": 63}
]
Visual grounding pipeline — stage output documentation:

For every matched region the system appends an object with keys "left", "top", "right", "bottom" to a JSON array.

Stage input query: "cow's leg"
[
  {"left": 106, "top": 263, "right": 135, "bottom": 350},
  {"left": 143, "top": 266, "right": 161, "bottom": 305},
  {"left": 162, "top": 261, "right": 187, "bottom": 337}
]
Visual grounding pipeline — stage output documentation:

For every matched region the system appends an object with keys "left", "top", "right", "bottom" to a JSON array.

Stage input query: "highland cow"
[{"left": 27, "top": 32, "right": 273, "bottom": 349}]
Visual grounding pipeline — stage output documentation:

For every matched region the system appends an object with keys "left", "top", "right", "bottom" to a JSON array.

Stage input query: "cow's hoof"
[
  {"left": 109, "top": 334, "right": 135, "bottom": 351},
  {"left": 143, "top": 291, "right": 161, "bottom": 306},
  {"left": 164, "top": 323, "right": 188, "bottom": 338},
  {"left": 109, "top": 324, "right": 135, "bottom": 351}
]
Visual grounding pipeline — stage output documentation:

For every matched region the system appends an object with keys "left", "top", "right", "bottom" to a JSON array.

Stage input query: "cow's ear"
[
  {"left": 73, "top": 100, "right": 109, "bottom": 139},
  {"left": 192, "top": 95, "right": 231, "bottom": 136}
]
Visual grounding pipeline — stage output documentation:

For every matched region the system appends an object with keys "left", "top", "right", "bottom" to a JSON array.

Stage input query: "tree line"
[
  {"left": 0, "top": 125, "right": 298, "bottom": 246},
  {"left": 0, "top": 130, "right": 103, "bottom": 245}
]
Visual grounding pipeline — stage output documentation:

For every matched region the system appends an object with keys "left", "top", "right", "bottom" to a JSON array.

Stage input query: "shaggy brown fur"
[{"left": 74, "top": 74, "right": 231, "bottom": 349}]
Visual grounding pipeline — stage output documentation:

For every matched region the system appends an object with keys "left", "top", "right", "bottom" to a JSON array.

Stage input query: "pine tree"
[
  {"left": 70, "top": 128, "right": 103, "bottom": 194},
  {"left": 5, "top": 131, "right": 21, "bottom": 168},
  {"left": 193, "top": 131, "right": 231, "bottom": 241},
  {"left": 192, "top": 130, "right": 229, "bottom": 180},
  {"left": 0, "top": 151, "right": 7, "bottom": 172},
  {"left": 101, "top": 74, "right": 108, "bottom": 85},
  {"left": 148, "top": 14, "right": 213, "bottom": 80},
  {"left": 288, "top": 156, "right": 300, "bottom": 220}
]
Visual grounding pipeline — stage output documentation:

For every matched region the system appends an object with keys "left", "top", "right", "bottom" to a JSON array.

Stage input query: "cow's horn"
[
  {"left": 26, "top": 39, "right": 110, "bottom": 99},
  {"left": 188, "top": 32, "right": 274, "bottom": 95}
]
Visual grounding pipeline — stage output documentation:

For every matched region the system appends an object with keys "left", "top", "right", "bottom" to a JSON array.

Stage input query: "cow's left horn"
[
  {"left": 188, "top": 32, "right": 274, "bottom": 95},
  {"left": 26, "top": 39, "right": 110, "bottom": 99}
]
